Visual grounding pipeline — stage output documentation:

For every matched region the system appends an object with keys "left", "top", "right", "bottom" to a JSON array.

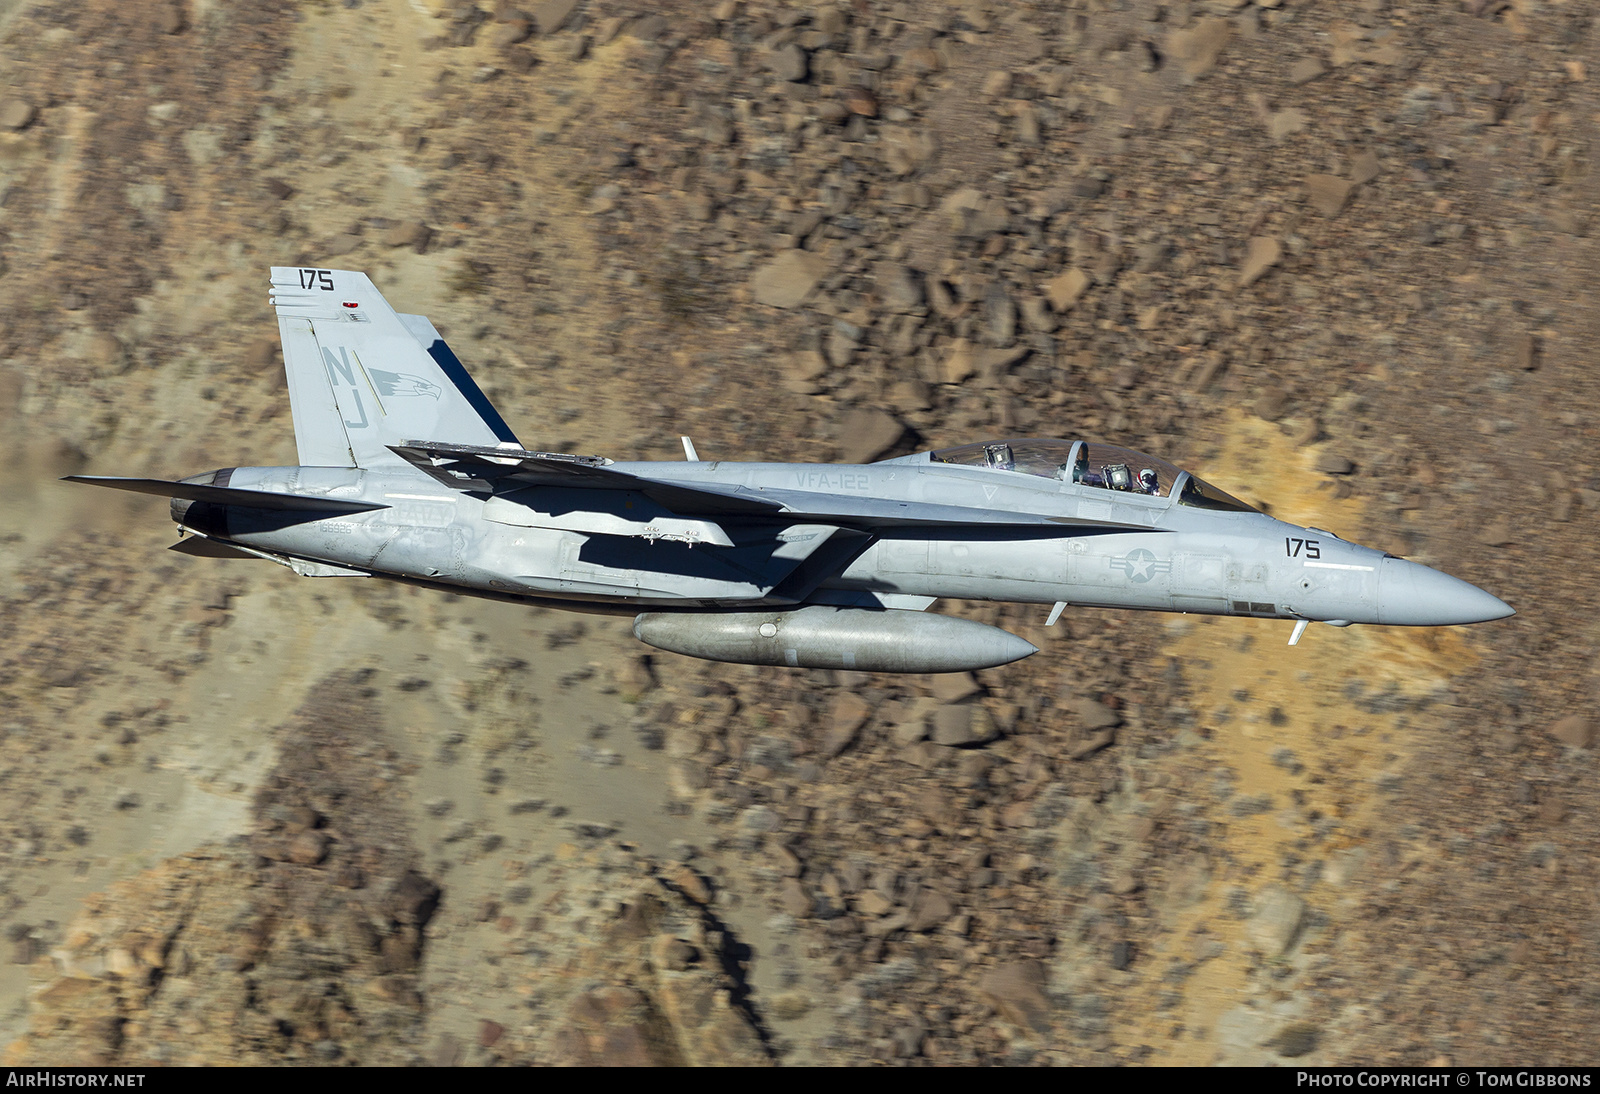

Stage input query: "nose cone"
[
  {"left": 1377, "top": 557, "right": 1514, "bottom": 626},
  {"left": 996, "top": 631, "right": 1042, "bottom": 666}
]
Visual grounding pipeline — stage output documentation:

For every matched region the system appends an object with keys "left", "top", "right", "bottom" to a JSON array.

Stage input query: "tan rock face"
[
  {"left": 6, "top": 675, "right": 772, "bottom": 1068},
  {"left": 6, "top": 846, "right": 433, "bottom": 1066},
  {"left": 532, "top": 874, "right": 769, "bottom": 1067},
  {"left": 6, "top": 676, "right": 439, "bottom": 1066}
]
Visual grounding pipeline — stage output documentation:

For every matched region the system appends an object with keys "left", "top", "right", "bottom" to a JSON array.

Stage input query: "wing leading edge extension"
[
  {"left": 389, "top": 442, "right": 777, "bottom": 517},
  {"left": 389, "top": 442, "right": 1160, "bottom": 533}
]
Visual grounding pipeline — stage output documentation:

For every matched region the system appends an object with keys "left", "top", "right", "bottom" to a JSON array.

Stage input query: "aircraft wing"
[
  {"left": 391, "top": 442, "right": 1157, "bottom": 532},
  {"left": 65, "top": 476, "right": 390, "bottom": 513},
  {"left": 389, "top": 442, "right": 782, "bottom": 516}
]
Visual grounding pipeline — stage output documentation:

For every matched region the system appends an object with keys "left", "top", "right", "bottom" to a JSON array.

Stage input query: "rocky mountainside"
[{"left": 0, "top": 0, "right": 1597, "bottom": 1066}]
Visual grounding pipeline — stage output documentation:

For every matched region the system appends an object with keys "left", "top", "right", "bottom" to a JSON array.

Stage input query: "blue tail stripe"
[{"left": 424, "top": 338, "right": 520, "bottom": 445}]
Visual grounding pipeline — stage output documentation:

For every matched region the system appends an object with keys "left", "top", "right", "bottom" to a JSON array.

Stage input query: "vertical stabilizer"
[{"left": 268, "top": 267, "right": 519, "bottom": 468}]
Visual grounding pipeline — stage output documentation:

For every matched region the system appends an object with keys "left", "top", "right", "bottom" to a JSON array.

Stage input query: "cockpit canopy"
[{"left": 929, "top": 438, "right": 1257, "bottom": 513}]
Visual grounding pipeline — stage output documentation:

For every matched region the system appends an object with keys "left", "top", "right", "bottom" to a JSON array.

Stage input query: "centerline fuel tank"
[{"left": 632, "top": 606, "right": 1038, "bottom": 673}]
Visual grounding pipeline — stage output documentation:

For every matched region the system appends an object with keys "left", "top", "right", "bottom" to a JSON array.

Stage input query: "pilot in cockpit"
[{"left": 1138, "top": 468, "right": 1160, "bottom": 495}]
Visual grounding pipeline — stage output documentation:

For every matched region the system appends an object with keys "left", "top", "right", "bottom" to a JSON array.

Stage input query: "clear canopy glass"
[
  {"left": 930, "top": 439, "right": 1077, "bottom": 477},
  {"left": 1074, "top": 443, "right": 1183, "bottom": 498},
  {"left": 1176, "top": 472, "right": 1256, "bottom": 513},
  {"left": 928, "top": 437, "right": 1258, "bottom": 510}
]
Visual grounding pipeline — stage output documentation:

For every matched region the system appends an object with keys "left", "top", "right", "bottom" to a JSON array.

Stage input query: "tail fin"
[{"left": 269, "top": 267, "right": 520, "bottom": 468}]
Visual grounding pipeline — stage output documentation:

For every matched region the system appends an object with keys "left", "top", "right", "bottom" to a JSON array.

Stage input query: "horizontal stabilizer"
[
  {"left": 171, "top": 533, "right": 368, "bottom": 577},
  {"left": 64, "top": 476, "right": 389, "bottom": 513},
  {"left": 168, "top": 536, "right": 262, "bottom": 559}
]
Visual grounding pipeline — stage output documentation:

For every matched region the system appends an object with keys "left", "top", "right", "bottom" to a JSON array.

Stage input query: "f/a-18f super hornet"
[{"left": 67, "top": 268, "right": 1513, "bottom": 674}]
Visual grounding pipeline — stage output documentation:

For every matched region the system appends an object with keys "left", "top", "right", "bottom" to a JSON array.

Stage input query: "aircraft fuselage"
[{"left": 170, "top": 454, "right": 1504, "bottom": 631}]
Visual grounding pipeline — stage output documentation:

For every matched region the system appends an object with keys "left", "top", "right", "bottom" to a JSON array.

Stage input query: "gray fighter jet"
[{"left": 67, "top": 268, "right": 1513, "bottom": 674}]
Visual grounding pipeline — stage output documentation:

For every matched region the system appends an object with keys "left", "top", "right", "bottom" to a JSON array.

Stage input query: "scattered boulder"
[
  {"left": 1044, "top": 268, "right": 1091, "bottom": 311},
  {"left": 1478, "top": 520, "right": 1513, "bottom": 547},
  {"left": 668, "top": 863, "right": 713, "bottom": 905},
  {"left": 1351, "top": 149, "right": 1382, "bottom": 184},
  {"left": 908, "top": 889, "right": 953, "bottom": 932},
  {"left": 1268, "top": 108, "right": 1308, "bottom": 141},
  {"left": 1065, "top": 696, "right": 1121, "bottom": 730},
  {"left": 835, "top": 407, "right": 905, "bottom": 464},
  {"left": 1269, "top": 1022, "right": 1321, "bottom": 1058},
  {"left": 751, "top": 249, "right": 828, "bottom": 309},
  {"left": 876, "top": 264, "right": 924, "bottom": 312},
  {"left": 286, "top": 829, "right": 330, "bottom": 865},
  {"left": 1549, "top": 715, "right": 1592, "bottom": 749},
  {"left": 1255, "top": 387, "right": 1289, "bottom": 422},
  {"left": 1289, "top": 57, "right": 1327, "bottom": 85},
  {"left": 880, "top": 127, "right": 936, "bottom": 176},
  {"left": 845, "top": 87, "right": 877, "bottom": 118},
  {"left": 940, "top": 339, "right": 978, "bottom": 384},
  {"left": 978, "top": 960, "right": 1051, "bottom": 1034},
  {"left": 1069, "top": 729, "right": 1116, "bottom": 760},
  {"left": 779, "top": 877, "right": 812, "bottom": 918},
  {"left": 382, "top": 220, "right": 433, "bottom": 252},
  {"left": 825, "top": 693, "right": 871, "bottom": 757},
  {"left": 930, "top": 672, "right": 981, "bottom": 703},
  {"left": 1167, "top": 18, "right": 1230, "bottom": 81},
  {"left": 1304, "top": 174, "right": 1356, "bottom": 217},
  {"left": 491, "top": 20, "right": 531, "bottom": 48},
  {"left": 772, "top": 43, "right": 809, "bottom": 83},
  {"left": 626, "top": 14, "right": 668, "bottom": 41},
  {"left": 532, "top": 0, "right": 577, "bottom": 35},
  {"left": 1237, "top": 237, "right": 1282, "bottom": 289},
  {"left": 930, "top": 704, "right": 996, "bottom": 747},
  {"left": 1020, "top": 295, "right": 1055, "bottom": 333},
  {"left": 1516, "top": 334, "right": 1541, "bottom": 371},
  {"left": 1249, "top": 886, "right": 1307, "bottom": 957},
  {"left": 157, "top": 3, "right": 186, "bottom": 35}
]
